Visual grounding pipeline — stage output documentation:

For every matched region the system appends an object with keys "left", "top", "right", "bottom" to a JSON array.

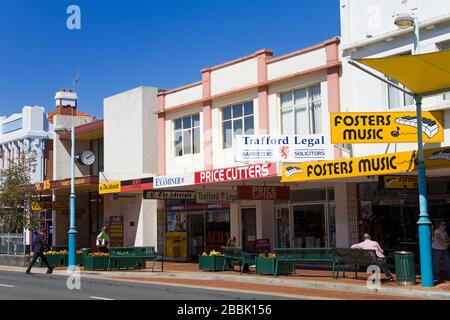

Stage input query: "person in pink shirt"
[{"left": 351, "top": 233, "right": 394, "bottom": 281}]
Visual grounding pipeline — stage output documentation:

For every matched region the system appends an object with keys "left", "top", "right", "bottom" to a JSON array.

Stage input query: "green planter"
[
  {"left": 255, "top": 257, "right": 295, "bottom": 276},
  {"left": 84, "top": 256, "right": 110, "bottom": 271},
  {"left": 40, "top": 254, "right": 67, "bottom": 267},
  {"left": 199, "top": 255, "right": 227, "bottom": 272}
]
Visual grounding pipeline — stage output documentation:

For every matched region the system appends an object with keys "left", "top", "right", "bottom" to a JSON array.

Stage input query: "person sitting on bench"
[{"left": 351, "top": 233, "right": 394, "bottom": 281}]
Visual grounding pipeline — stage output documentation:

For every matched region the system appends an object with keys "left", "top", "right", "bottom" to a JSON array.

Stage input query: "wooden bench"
[
  {"left": 221, "top": 247, "right": 256, "bottom": 274},
  {"left": 108, "top": 246, "right": 157, "bottom": 271},
  {"left": 272, "top": 248, "right": 338, "bottom": 278},
  {"left": 335, "top": 248, "right": 387, "bottom": 278}
]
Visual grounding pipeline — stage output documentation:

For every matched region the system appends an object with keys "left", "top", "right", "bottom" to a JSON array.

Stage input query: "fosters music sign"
[
  {"left": 331, "top": 112, "right": 444, "bottom": 144},
  {"left": 234, "top": 135, "right": 333, "bottom": 162},
  {"left": 281, "top": 146, "right": 450, "bottom": 183}
]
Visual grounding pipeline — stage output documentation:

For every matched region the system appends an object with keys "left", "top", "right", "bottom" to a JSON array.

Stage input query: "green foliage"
[{"left": 0, "top": 151, "right": 40, "bottom": 233}]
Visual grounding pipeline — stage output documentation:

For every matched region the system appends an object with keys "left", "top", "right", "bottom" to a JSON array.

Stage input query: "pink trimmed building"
[{"left": 101, "top": 37, "right": 356, "bottom": 260}]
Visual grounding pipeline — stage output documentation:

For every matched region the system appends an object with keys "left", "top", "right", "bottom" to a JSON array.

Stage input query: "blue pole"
[
  {"left": 415, "top": 96, "right": 434, "bottom": 287},
  {"left": 411, "top": 18, "right": 434, "bottom": 287},
  {"left": 68, "top": 126, "right": 77, "bottom": 272}
]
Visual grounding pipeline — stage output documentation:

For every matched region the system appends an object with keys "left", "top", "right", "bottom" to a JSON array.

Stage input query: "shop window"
[
  {"left": 438, "top": 40, "right": 450, "bottom": 100},
  {"left": 280, "top": 84, "right": 322, "bottom": 135},
  {"left": 222, "top": 101, "right": 254, "bottom": 149},
  {"left": 174, "top": 114, "right": 200, "bottom": 157}
]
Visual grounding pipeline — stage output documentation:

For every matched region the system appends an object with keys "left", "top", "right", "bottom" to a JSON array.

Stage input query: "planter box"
[
  {"left": 40, "top": 254, "right": 67, "bottom": 267},
  {"left": 255, "top": 257, "right": 295, "bottom": 276},
  {"left": 84, "top": 256, "right": 110, "bottom": 271},
  {"left": 199, "top": 255, "right": 227, "bottom": 272}
]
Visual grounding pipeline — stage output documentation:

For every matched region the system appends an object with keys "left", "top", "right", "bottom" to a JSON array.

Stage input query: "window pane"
[
  {"left": 175, "top": 119, "right": 182, "bottom": 130},
  {"left": 232, "top": 104, "right": 243, "bottom": 118},
  {"left": 223, "top": 107, "right": 232, "bottom": 121},
  {"left": 192, "top": 114, "right": 200, "bottom": 127},
  {"left": 223, "top": 121, "right": 232, "bottom": 148},
  {"left": 294, "top": 88, "right": 308, "bottom": 106},
  {"left": 193, "top": 127, "right": 200, "bottom": 154},
  {"left": 280, "top": 92, "right": 293, "bottom": 108},
  {"left": 244, "top": 101, "right": 254, "bottom": 116},
  {"left": 281, "top": 107, "right": 294, "bottom": 135},
  {"left": 244, "top": 116, "right": 254, "bottom": 135},
  {"left": 309, "top": 85, "right": 321, "bottom": 102},
  {"left": 404, "top": 93, "right": 414, "bottom": 106},
  {"left": 183, "top": 130, "right": 192, "bottom": 154},
  {"left": 175, "top": 131, "right": 183, "bottom": 157},
  {"left": 295, "top": 106, "right": 309, "bottom": 134},
  {"left": 233, "top": 118, "right": 243, "bottom": 136},
  {"left": 312, "top": 102, "right": 322, "bottom": 133},
  {"left": 388, "top": 85, "right": 400, "bottom": 109},
  {"left": 183, "top": 116, "right": 191, "bottom": 129}
]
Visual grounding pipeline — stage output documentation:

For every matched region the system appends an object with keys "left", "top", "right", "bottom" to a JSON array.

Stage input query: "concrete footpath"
[{"left": 1, "top": 263, "right": 449, "bottom": 300}]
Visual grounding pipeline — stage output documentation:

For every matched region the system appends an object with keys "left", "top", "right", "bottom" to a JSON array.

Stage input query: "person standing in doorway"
[
  {"left": 26, "top": 228, "right": 53, "bottom": 275},
  {"left": 432, "top": 220, "right": 450, "bottom": 281}
]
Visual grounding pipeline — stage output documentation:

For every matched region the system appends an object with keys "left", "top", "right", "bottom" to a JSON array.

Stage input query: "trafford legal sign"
[{"left": 234, "top": 135, "right": 332, "bottom": 162}]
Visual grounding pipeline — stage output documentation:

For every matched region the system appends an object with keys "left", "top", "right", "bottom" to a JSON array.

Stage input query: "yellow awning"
[{"left": 355, "top": 49, "right": 450, "bottom": 96}]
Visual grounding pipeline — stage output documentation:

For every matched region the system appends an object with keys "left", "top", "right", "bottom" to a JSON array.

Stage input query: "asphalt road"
[{"left": 0, "top": 270, "right": 296, "bottom": 300}]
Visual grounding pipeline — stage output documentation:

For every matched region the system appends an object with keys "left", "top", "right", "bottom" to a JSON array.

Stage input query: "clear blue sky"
[{"left": 0, "top": 0, "right": 340, "bottom": 118}]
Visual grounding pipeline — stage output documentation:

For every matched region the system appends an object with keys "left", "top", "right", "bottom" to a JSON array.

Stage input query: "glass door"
[
  {"left": 292, "top": 204, "right": 325, "bottom": 248},
  {"left": 188, "top": 213, "right": 205, "bottom": 261},
  {"left": 275, "top": 207, "right": 291, "bottom": 248},
  {"left": 241, "top": 208, "right": 257, "bottom": 252}
]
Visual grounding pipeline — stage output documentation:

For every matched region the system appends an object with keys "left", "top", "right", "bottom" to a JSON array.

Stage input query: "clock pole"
[{"left": 68, "top": 125, "right": 77, "bottom": 272}]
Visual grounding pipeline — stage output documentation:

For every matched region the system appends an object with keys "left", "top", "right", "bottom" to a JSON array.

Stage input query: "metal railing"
[{"left": 0, "top": 233, "right": 26, "bottom": 255}]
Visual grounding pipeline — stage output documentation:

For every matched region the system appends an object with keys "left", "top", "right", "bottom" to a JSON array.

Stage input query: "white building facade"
[{"left": 340, "top": 0, "right": 450, "bottom": 251}]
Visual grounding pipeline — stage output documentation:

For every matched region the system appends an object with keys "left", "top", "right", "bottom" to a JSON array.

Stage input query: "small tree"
[{"left": 0, "top": 151, "right": 40, "bottom": 233}]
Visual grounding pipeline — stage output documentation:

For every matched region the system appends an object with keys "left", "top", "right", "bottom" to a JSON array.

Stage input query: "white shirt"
[{"left": 432, "top": 229, "right": 449, "bottom": 250}]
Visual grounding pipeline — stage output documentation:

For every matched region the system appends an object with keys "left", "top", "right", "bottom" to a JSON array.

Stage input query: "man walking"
[
  {"left": 26, "top": 228, "right": 54, "bottom": 275},
  {"left": 351, "top": 233, "right": 394, "bottom": 281}
]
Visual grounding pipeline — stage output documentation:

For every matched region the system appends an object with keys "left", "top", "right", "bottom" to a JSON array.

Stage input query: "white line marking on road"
[
  {"left": 89, "top": 296, "right": 115, "bottom": 300},
  {"left": 0, "top": 284, "right": 14, "bottom": 288}
]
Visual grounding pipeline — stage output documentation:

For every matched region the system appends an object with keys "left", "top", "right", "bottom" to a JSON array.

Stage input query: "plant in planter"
[
  {"left": 255, "top": 252, "right": 295, "bottom": 276},
  {"left": 199, "top": 250, "right": 226, "bottom": 272}
]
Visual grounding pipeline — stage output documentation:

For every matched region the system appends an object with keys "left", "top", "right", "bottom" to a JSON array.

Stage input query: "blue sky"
[{"left": 0, "top": 0, "right": 340, "bottom": 118}]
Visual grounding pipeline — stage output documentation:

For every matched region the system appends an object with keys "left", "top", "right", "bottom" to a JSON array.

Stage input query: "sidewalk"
[{"left": 2, "top": 262, "right": 449, "bottom": 300}]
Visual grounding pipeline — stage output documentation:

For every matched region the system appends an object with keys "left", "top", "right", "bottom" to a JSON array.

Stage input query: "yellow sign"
[
  {"left": 99, "top": 182, "right": 121, "bottom": 194},
  {"left": 331, "top": 112, "right": 443, "bottom": 144},
  {"left": 31, "top": 201, "right": 69, "bottom": 211},
  {"left": 381, "top": 175, "right": 418, "bottom": 190},
  {"left": 281, "top": 146, "right": 450, "bottom": 183},
  {"left": 165, "top": 232, "right": 187, "bottom": 258}
]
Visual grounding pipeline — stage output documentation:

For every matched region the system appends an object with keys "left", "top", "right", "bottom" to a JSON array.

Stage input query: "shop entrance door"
[
  {"left": 275, "top": 207, "right": 290, "bottom": 248},
  {"left": 292, "top": 204, "right": 326, "bottom": 248},
  {"left": 241, "top": 208, "right": 257, "bottom": 252},
  {"left": 188, "top": 214, "right": 205, "bottom": 261}
]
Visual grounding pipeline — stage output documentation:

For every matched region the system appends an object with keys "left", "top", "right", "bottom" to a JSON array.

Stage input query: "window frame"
[
  {"left": 173, "top": 113, "right": 201, "bottom": 157},
  {"left": 221, "top": 100, "right": 255, "bottom": 149},
  {"left": 279, "top": 83, "right": 322, "bottom": 135}
]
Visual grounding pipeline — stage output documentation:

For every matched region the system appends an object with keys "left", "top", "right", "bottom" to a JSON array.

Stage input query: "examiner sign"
[
  {"left": 234, "top": 135, "right": 332, "bottom": 162},
  {"left": 331, "top": 112, "right": 443, "bottom": 144}
]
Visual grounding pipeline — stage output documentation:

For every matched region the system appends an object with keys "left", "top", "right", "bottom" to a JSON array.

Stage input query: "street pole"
[
  {"left": 412, "top": 17, "right": 434, "bottom": 287},
  {"left": 68, "top": 126, "right": 77, "bottom": 271}
]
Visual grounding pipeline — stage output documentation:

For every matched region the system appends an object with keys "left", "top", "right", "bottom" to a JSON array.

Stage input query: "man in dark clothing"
[{"left": 26, "top": 229, "right": 54, "bottom": 275}]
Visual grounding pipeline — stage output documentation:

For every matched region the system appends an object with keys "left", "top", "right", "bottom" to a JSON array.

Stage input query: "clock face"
[{"left": 78, "top": 150, "right": 96, "bottom": 166}]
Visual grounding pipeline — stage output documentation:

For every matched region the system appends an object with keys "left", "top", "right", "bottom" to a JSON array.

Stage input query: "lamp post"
[
  {"left": 395, "top": 13, "right": 434, "bottom": 287},
  {"left": 68, "top": 125, "right": 77, "bottom": 272}
]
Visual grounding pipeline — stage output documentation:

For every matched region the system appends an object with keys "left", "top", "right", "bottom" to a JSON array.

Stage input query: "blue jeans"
[{"left": 432, "top": 249, "right": 450, "bottom": 280}]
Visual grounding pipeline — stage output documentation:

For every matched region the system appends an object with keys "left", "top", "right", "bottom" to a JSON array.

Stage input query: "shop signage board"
[
  {"left": 31, "top": 201, "right": 69, "bottom": 211},
  {"left": 99, "top": 181, "right": 121, "bottom": 194},
  {"left": 120, "top": 177, "right": 153, "bottom": 192},
  {"left": 195, "top": 163, "right": 278, "bottom": 184},
  {"left": 153, "top": 173, "right": 195, "bottom": 189},
  {"left": 281, "top": 146, "right": 450, "bottom": 183},
  {"left": 330, "top": 111, "right": 444, "bottom": 144},
  {"left": 144, "top": 190, "right": 196, "bottom": 200},
  {"left": 196, "top": 190, "right": 238, "bottom": 203},
  {"left": 380, "top": 175, "right": 418, "bottom": 190},
  {"left": 165, "top": 232, "right": 187, "bottom": 258},
  {"left": 109, "top": 216, "right": 124, "bottom": 247},
  {"left": 237, "top": 186, "right": 290, "bottom": 200},
  {"left": 234, "top": 135, "right": 333, "bottom": 162}
]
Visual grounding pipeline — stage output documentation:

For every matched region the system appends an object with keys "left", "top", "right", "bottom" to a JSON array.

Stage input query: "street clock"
[{"left": 77, "top": 150, "right": 96, "bottom": 166}]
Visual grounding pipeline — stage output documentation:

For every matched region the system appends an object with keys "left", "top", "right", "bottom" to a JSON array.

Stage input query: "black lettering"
[
  {"left": 359, "top": 159, "right": 372, "bottom": 173},
  {"left": 335, "top": 116, "right": 343, "bottom": 126}
]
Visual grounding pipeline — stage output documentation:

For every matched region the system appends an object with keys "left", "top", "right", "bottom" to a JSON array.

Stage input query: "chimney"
[{"left": 54, "top": 88, "right": 78, "bottom": 116}]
